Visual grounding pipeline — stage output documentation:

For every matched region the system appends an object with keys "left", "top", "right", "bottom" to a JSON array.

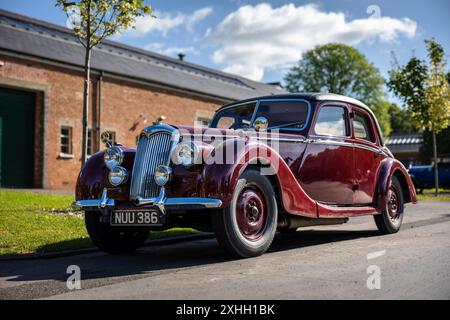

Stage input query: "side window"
[
  {"left": 353, "top": 111, "right": 375, "bottom": 142},
  {"left": 314, "top": 106, "right": 348, "bottom": 137}
]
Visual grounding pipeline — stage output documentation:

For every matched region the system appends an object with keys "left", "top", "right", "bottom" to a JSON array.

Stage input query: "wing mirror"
[{"left": 253, "top": 116, "right": 268, "bottom": 132}]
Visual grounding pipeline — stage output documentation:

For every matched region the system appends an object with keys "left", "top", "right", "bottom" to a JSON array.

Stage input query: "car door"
[
  {"left": 351, "top": 106, "right": 386, "bottom": 205},
  {"left": 298, "top": 103, "right": 355, "bottom": 205}
]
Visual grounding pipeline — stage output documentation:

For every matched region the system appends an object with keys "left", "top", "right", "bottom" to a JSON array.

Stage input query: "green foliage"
[
  {"left": 424, "top": 39, "right": 450, "bottom": 133},
  {"left": 284, "top": 43, "right": 389, "bottom": 135},
  {"left": 284, "top": 43, "right": 385, "bottom": 105},
  {"left": 388, "top": 103, "right": 416, "bottom": 134},
  {"left": 420, "top": 127, "right": 450, "bottom": 163},
  {"left": 371, "top": 100, "right": 392, "bottom": 137},
  {"left": 56, "top": 0, "right": 152, "bottom": 49},
  {"left": 388, "top": 39, "right": 450, "bottom": 133}
]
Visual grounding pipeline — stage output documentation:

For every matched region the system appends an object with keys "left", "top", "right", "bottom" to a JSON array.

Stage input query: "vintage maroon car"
[{"left": 74, "top": 93, "right": 417, "bottom": 258}]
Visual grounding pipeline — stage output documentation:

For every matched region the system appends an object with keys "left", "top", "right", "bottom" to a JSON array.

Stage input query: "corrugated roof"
[
  {"left": 0, "top": 9, "right": 283, "bottom": 101},
  {"left": 385, "top": 134, "right": 423, "bottom": 145}
]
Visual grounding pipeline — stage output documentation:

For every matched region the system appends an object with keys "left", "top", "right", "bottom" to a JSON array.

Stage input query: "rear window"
[{"left": 255, "top": 100, "right": 309, "bottom": 130}]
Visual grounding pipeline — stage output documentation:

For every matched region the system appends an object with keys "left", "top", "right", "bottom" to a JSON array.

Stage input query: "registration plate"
[{"left": 111, "top": 210, "right": 164, "bottom": 226}]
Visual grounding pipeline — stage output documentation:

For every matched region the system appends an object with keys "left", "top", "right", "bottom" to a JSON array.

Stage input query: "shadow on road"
[{"left": 0, "top": 228, "right": 380, "bottom": 285}]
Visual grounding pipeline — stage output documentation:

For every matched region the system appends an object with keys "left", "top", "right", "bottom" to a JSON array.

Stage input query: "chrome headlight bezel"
[
  {"left": 104, "top": 146, "right": 124, "bottom": 169},
  {"left": 108, "top": 166, "right": 129, "bottom": 186},
  {"left": 171, "top": 141, "right": 200, "bottom": 167},
  {"left": 154, "top": 165, "right": 172, "bottom": 186}
]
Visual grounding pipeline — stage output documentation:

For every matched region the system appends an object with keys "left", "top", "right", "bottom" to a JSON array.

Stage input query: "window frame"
[
  {"left": 253, "top": 98, "right": 312, "bottom": 132},
  {"left": 351, "top": 107, "right": 378, "bottom": 145},
  {"left": 211, "top": 98, "right": 312, "bottom": 132},
  {"left": 312, "top": 104, "right": 351, "bottom": 138},
  {"left": 87, "top": 128, "right": 96, "bottom": 156},
  {"left": 60, "top": 126, "right": 73, "bottom": 156},
  {"left": 210, "top": 101, "right": 258, "bottom": 130}
]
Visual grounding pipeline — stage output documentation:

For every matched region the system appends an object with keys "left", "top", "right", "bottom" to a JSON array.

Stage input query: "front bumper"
[{"left": 72, "top": 187, "right": 223, "bottom": 213}]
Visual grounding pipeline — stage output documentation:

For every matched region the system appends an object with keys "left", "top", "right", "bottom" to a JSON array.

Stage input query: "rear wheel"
[
  {"left": 212, "top": 170, "right": 278, "bottom": 258},
  {"left": 85, "top": 211, "right": 149, "bottom": 254},
  {"left": 374, "top": 176, "right": 404, "bottom": 234}
]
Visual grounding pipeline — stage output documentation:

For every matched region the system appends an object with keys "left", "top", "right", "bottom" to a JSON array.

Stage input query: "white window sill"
[{"left": 59, "top": 153, "right": 74, "bottom": 159}]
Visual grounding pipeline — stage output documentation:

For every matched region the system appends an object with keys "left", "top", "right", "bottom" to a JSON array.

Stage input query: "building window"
[
  {"left": 60, "top": 126, "right": 73, "bottom": 155},
  {"left": 109, "top": 131, "right": 116, "bottom": 145},
  {"left": 87, "top": 129, "right": 96, "bottom": 156}
]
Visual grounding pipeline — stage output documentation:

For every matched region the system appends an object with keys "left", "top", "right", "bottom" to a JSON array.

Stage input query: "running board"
[
  {"left": 317, "top": 203, "right": 379, "bottom": 218},
  {"left": 278, "top": 216, "right": 348, "bottom": 229}
]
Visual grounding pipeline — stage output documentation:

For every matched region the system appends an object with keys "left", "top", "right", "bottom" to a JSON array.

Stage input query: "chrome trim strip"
[{"left": 309, "top": 139, "right": 387, "bottom": 156}]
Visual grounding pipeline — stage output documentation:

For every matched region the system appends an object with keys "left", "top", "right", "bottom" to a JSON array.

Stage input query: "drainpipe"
[{"left": 97, "top": 71, "right": 104, "bottom": 150}]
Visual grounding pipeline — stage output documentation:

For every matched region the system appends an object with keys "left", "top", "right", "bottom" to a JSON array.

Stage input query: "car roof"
[
  {"left": 216, "top": 92, "right": 385, "bottom": 145},
  {"left": 217, "top": 92, "right": 370, "bottom": 112}
]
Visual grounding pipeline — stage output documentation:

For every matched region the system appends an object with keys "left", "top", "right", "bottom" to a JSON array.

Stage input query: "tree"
[
  {"left": 388, "top": 39, "right": 450, "bottom": 196},
  {"left": 388, "top": 103, "right": 416, "bottom": 134},
  {"left": 420, "top": 128, "right": 450, "bottom": 164},
  {"left": 284, "top": 43, "right": 390, "bottom": 136},
  {"left": 56, "top": 0, "right": 152, "bottom": 166}
]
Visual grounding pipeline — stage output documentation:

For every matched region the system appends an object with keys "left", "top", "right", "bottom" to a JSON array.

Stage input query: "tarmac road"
[{"left": 0, "top": 201, "right": 449, "bottom": 300}]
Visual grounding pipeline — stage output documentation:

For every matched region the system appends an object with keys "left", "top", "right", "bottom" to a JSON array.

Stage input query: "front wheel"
[
  {"left": 374, "top": 176, "right": 404, "bottom": 234},
  {"left": 85, "top": 211, "right": 149, "bottom": 254},
  {"left": 212, "top": 170, "right": 278, "bottom": 258}
]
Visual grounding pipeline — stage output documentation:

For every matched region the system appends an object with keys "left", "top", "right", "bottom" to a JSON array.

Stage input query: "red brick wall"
[{"left": 0, "top": 55, "right": 221, "bottom": 189}]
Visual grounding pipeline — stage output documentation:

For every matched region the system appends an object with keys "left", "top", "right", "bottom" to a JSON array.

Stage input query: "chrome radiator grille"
[{"left": 130, "top": 131, "right": 173, "bottom": 199}]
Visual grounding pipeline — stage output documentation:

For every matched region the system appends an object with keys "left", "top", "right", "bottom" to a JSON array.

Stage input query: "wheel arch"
[
  {"left": 376, "top": 158, "right": 417, "bottom": 209},
  {"left": 392, "top": 169, "right": 412, "bottom": 203}
]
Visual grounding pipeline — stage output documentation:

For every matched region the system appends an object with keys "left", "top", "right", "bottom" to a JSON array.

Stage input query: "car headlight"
[
  {"left": 104, "top": 146, "right": 124, "bottom": 169},
  {"left": 171, "top": 142, "right": 200, "bottom": 167},
  {"left": 154, "top": 165, "right": 172, "bottom": 186},
  {"left": 108, "top": 166, "right": 128, "bottom": 186}
]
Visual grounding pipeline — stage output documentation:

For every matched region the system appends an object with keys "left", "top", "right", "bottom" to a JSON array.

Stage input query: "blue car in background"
[{"left": 408, "top": 163, "right": 450, "bottom": 193}]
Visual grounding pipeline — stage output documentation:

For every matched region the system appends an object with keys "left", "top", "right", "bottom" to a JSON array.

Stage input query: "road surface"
[{"left": 1, "top": 201, "right": 449, "bottom": 299}]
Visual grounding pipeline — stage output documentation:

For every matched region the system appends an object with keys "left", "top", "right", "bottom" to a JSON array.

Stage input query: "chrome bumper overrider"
[{"left": 72, "top": 188, "right": 222, "bottom": 213}]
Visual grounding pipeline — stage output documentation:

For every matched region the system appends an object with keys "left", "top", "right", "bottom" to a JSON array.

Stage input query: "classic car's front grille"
[{"left": 130, "top": 131, "right": 173, "bottom": 200}]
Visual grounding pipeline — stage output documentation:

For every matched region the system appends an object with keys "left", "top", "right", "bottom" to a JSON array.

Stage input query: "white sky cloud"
[
  {"left": 205, "top": 3, "right": 417, "bottom": 81},
  {"left": 144, "top": 43, "right": 198, "bottom": 57},
  {"left": 124, "top": 6, "right": 213, "bottom": 37}
]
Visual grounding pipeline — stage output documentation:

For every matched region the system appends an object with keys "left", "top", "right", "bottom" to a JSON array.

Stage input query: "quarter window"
[
  {"left": 60, "top": 126, "right": 73, "bottom": 155},
  {"left": 353, "top": 112, "right": 375, "bottom": 142},
  {"left": 314, "top": 106, "right": 348, "bottom": 136}
]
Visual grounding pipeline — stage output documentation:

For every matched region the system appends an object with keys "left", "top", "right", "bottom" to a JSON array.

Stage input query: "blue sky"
[{"left": 1, "top": 0, "right": 449, "bottom": 98}]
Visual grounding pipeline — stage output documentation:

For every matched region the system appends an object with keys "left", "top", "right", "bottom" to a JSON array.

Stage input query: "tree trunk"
[
  {"left": 432, "top": 126, "right": 439, "bottom": 197},
  {"left": 81, "top": 47, "right": 92, "bottom": 167}
]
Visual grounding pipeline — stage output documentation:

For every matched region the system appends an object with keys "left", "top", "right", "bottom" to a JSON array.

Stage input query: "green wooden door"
[
  {"left": 0, "top": 117, "right": 2, "bottom": 186},
  {"left": 0, "top": 87, "right": 35, "bottom": 188}
]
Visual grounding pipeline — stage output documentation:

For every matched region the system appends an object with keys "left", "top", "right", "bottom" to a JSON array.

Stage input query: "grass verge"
[
  {"left": 416, "top": 189, "right": 450, "bottom": 202},
  {"left": 0, "top": 190, "right": 197, "bottom": 256}
]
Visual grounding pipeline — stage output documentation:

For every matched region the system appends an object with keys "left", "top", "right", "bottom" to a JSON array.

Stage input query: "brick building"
[{"left": 0, "top": 9, "right": 281, "bottom": 190}]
